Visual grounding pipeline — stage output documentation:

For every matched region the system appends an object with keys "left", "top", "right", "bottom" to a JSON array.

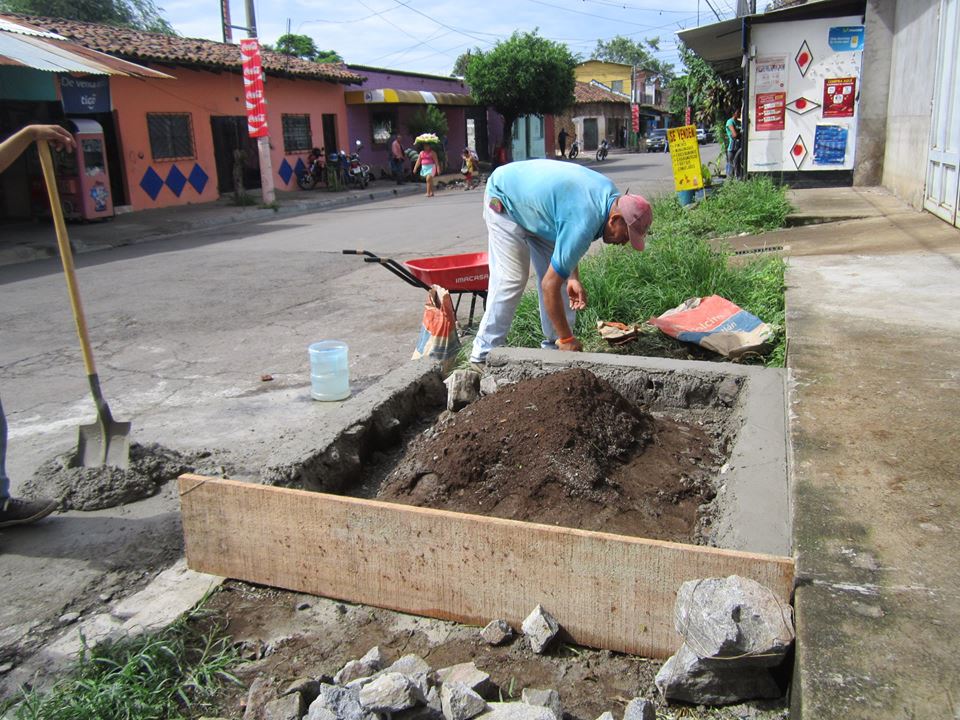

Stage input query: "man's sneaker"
[
  {"left": 469, "top": 361, "right": 486, "bottom": 374},
  {"left": 0, "top": 496, "right": 58, "bottom": 529}
]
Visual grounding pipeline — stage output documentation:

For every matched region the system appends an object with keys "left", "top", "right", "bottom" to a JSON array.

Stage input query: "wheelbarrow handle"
[
  {"left": 342, "top": 249, "right": 377, "bottom": 258},
  {"left": 362, "top": 256, "right": 431, "bottom": 290}
]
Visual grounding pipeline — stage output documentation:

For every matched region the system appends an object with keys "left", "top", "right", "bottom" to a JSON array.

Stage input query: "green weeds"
[
  {"left": 507, "top": 177, "right": 790, "bottom": 367},
  {"left": 8, "top": 606, "right": 239, "bottom": 720}
]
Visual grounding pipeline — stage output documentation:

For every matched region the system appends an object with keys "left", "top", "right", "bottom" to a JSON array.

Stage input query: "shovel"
[{"left": 37, "top": 141, "right": 131, "bottom": 468}]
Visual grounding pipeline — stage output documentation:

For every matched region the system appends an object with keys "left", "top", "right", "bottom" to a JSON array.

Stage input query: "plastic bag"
[
  {"left": 648, "top": 295, "right": 772, "bottom": 358},
  {"left": 412, "top": 285, "right": 461, "bottom": 371}
]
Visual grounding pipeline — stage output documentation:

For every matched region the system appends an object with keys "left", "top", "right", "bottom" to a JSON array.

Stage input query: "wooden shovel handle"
[{"left": 37, "top": 141, "right": 98, "bottom": 377}]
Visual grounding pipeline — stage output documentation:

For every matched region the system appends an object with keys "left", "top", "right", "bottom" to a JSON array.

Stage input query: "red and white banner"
[
  {"left": 631, "top": 104, "right": 639, "bottom": 133},
  {"left": 684, "top": 106, "right": 691, "bottom": 126},
  {"left": 240, "top": 39, "right": 269, "bottom": 138}
]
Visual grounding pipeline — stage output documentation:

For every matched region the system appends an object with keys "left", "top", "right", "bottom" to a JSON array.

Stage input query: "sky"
[{"left": 159, "top": 0, "right": 741, "bottom": 77}]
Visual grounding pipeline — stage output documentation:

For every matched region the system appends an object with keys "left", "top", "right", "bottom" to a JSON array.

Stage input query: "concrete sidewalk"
[
  {"left": 0, "top": 179, "right": 433, "bottom": 268},
  {"left": 779, "top": 188, "right": 960, "bottom": 717}
]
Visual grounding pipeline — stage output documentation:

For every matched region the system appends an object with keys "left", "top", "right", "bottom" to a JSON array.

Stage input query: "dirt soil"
[
  {"left": 201, "top": 582, "right": 787, "bottom": 720},
  {"left": 377, "top": 369, "right": 723, "bottom": 543}
]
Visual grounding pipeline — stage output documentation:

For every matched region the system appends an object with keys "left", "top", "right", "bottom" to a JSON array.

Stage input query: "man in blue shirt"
[{"left": 470, "top": 159, "right": 652, "bottom": 365}]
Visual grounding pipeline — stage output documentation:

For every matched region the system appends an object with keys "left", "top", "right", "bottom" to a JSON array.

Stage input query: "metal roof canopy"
[
  {"left": 676, "top": 0, "right": 866, "bottom": 77},
  {"left": 345, "top": 89, "right": 475, "bottom": 106},
  {"left": 0, "top": 17, "right": 171, "bottom": 78}
]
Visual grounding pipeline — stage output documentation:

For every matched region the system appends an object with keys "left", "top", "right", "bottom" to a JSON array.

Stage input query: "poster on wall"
[
  {"left": 828, "top": 26, "right": 865, "bottom": 52},
  {"left": 60, "top": 76, "right": 110, "bottom": 114},
  {"left": 755, "top": 56, "right": 787, "bottom": 92},
  {"left": 813, "top": 125, "right": 848, "bottom": 165},
  {"left": 756, "top": 92, "right": 786, "bottom": 131},
  {"left": 823, "top": 77, "right": 856, "bottom": 118}
]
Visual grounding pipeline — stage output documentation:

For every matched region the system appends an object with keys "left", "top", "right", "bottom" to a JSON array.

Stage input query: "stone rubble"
[
  {"left": 440, "top": 681, "right": 488, "bottom": 720},
  {"left": 264, "top": 692, "right": 304, "bottom": 720},
  {"left": 307, "top": 683, "right": 379, "bottom": 720},
  {"left": 623, "top": 697, "right": 656, "bottom": 720},
  {"left": 656, "top": 575, "right": 794, "bottom": 705},
  {"left": 359, "top": 672, "right": 424, "bottom": 713},
  {"left": 445, "top": 370, "right": 481, "bottom": 411},
  {"left": 479, "top": 619, "right": 514, "bottom": 646},
  {"left": 595, "top": 713, "right": 615, "bottom": 720},
  {"left": 477, "top": 703, "right": 556, "bottom": 720},
  {"left": 437, "top": 661, "right": 491, "bottom": 695},
  {"left": 519, "top": 688, "right": 563, "bottom": 720},
  {"left": 520, "top": 605, "right": 561, "bottom": 654}
]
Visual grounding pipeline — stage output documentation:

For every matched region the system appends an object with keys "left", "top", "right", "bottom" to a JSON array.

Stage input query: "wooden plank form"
[{"left": 179, "top": 474, "right": 794, "bottom": 659}]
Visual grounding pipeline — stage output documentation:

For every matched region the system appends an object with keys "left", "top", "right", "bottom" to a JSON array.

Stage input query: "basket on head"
[{"left": 414, "top": 132, "right": 440, "bottom": 150}]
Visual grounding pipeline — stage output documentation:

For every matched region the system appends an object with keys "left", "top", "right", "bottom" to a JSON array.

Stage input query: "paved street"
[{"left": 0, "top": 149, "right": 681, "bottom": 681}]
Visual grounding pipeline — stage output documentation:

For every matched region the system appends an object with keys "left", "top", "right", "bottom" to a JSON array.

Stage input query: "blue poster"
[
  {"left": 813, "top": 125, "right": 848, "bottom": 165},
  {"left": 828, "top": 26, "right": 865, "bottom": 52},
  {"left": 60, "top": 76, "right": 111, "bottom": 113}
]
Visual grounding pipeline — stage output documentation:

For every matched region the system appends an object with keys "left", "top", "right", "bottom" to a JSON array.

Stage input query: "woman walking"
[{"left": 412, "top": 133, "right": 441, "bottom": 197}]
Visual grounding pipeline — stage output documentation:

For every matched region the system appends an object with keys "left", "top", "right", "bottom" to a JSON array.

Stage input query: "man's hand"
[
  {"left": 557, "top": 337, "right": 582, "bottom": 352},
  {"left": 567, "top": 277, "right": 587, "bottom": 310},
  {"left": 31, "top": 125, "right": 75, "bottom": 152}
]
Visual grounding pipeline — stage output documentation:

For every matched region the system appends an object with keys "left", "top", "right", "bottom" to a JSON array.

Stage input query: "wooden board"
[{"left": 179, "top": 474, "right": 794, "bottom": 658}]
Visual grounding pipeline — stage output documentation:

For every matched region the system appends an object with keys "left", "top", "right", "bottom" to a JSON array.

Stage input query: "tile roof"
[
  {"left": 3, "top": 14, "right": 363, "bottom": 84},
  {"left": 574, "top": 81, "right": 630, "bottom": 104}
]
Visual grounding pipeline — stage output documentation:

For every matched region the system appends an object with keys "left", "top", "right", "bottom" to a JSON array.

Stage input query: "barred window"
[
  {"left": 147, "top": 113, "right": 195, "bottom": 160},
  {"left": 282, "top": 114, "right": 313, "bottom": 153}
]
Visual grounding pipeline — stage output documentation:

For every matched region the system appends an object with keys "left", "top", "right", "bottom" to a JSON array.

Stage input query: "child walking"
[{"left": 461, "top": 148, "right": 478, "bottom": 191}]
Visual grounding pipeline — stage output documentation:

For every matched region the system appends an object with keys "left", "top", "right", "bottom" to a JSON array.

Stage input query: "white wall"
[
  {"left": 747, "top": 15, "right": 864, "bottom": 173},
  {"left": 881, "top": 0, "right": 941, "bottom": 208}
]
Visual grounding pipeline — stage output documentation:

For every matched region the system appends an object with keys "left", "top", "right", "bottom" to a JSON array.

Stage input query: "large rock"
[
  {"left": 655, "top": 643, "right": 782, "bottom": 705},
  {"left": 477, "top": 703, "right": 556, "bottom": 720},
  {"left": 264, "top": 693, "right": 304, "bottom": 720},
  {"left": 336, "top": 646, "right": 387, "bottom": 684},
  {"left": 359, "top": 672, "right": 423, "bottom": 712},
  {"left": 595, "top": 713, "right": 615, "bottom": 720},
  {"left": 622, "top": 697, "right": 655, "bottom": 720},
  {"left": 242, "top": 675, "right": 274, "bottom": 720},
  {"left": 281, "top": 677, "right": 323, "bottom": 706},
  {"left": 441, "top": 681, "right": 488, "bottom": 720},
  {"left": 674, "top": 575, "right": 795, "bottom": 667},
  {"left": 521, "top": 605, "right": 560, "bottom": 654},
  {"left": 480, "top": 620, "right": 513, "bottom": 646},
  {"left": 387, "top": 654, "right": 433, "bottom": 677},
  {"left": 307, "top": 683, "right": 378, "bottom": 720},
  {"left": 437, "top": 662, "right": 491, "bottom": 696},
  {"left": 520, "top": 688, "right": 562, "bottom": 720},
  {"left": 445, "top": 370, "right": 481, "bottom": 411}
]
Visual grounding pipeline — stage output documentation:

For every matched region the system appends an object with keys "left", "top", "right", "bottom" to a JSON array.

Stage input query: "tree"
[
  {"left": 267, "top": 34, "right": 341, "bottom": 63},
  {"left": 667, "top": 44, "right": 737, "bottom": 141},
  {"left": 0, "top": 0, "right": 174, "bottom": 33},
  {"left": 465, "top": 31, "right": 576, "bottom": 158},
  {"left": 592, "top": 35, "right": 673, "bottom": 78},
  {"left": 451, "top": 47, "right": 483, "bottom": 77},
  {"left": 314, "top": 49, "right": 343, "bottom": 64}
]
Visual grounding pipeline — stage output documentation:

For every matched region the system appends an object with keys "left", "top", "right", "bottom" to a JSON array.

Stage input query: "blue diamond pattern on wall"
[
  {"left": 278, "top": 158, "right": 293, "bottom": 185},
  {"left": 165, "top": 165, "right": 187, "bottom": 197},
  {"left": 187, "top": 164, "right": 209, "bottom": 194},
  {"left": 294, "top": 158, "right": 306, "bottom": 175},
  {"left": 140, "top": 167, "right": 164, "bottom": 201}
]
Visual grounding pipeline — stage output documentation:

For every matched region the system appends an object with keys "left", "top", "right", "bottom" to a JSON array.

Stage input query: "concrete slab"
[{"left": 788, "top": 249, "right": 960, "bottom": 717}]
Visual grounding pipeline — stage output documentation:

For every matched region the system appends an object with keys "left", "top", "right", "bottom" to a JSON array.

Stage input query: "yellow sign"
[{"left": 667, "top": 125, "right": 704, "bottom": 191}]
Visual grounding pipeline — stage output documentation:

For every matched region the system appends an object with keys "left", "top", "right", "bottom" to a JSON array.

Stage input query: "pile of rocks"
[
  {"left": 655, "top": 575, "right": 795, "bottom": 705},
  {"left": 240, "top": 605, "right": 657, "bottom": 720}
]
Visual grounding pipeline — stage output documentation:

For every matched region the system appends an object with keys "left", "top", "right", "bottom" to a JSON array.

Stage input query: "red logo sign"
[
  {"left": 822, "top": 77, "right": 856, "bottom": 118},
  {"left": 631, "top": 104, "right": 639, "bottom": 133},
  {"left": 684, "top": 106, "right": 691, "bottom": 126},
  {"left": 240, "top": 39, "right": 269, "bottom": 138}
]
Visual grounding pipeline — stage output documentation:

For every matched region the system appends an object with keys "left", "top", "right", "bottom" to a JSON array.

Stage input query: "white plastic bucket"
[{"left": 308, "top": 341, "right": 350, "bottom": 401}]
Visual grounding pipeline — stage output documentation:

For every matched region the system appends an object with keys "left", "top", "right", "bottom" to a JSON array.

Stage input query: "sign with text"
[
  {"left": 240, "top": 39, "right": 269, "bottom": 138},
  {"left": 828, "top": 26, "right": 864, "bottom": 52},
  {"left": 822, "top": 77, "right": 856, "bottom": 118},
  {"left": 60, "top": 76, "right": 110, "bottom": 114},
  {"left": 666, "top": 125, "right": 703, "bottom": 191},
  {"left": 755, "top": 92, "right": 786, "bottom": 131}
]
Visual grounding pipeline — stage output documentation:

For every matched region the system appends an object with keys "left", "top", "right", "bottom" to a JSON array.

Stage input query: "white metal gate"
[{"left": 924, "top": 0, "right": 960, "bottom": 226}]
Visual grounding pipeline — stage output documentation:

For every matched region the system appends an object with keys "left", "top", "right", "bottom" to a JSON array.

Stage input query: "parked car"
[
  {"left": 646, "top": 128, "right": 668, "bottom": 152},
  {"left": 696, "top": 127, "right": 707, "bottom": 144}
]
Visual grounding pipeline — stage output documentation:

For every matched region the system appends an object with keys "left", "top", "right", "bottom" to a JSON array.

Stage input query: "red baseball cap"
[{"left": 618, "top": 194, "right": 653, "bottom": 251}]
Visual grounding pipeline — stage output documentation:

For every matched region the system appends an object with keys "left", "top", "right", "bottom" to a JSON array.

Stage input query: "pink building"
[{"left": 10, "top": 15, "right": 362, "bottom": 212}]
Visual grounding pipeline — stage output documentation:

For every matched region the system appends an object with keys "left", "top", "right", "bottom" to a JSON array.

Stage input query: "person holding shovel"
[
  {"left": 0, "top": 124, "right": 73, "bottom": 527},
  {"left": 469, "top": 159, "right": 652, "bottom": 367}
]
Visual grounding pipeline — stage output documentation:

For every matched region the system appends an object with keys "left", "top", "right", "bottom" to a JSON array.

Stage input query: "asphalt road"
[{"left": 0, "top": 148, "right": 691, "bottom": 686}]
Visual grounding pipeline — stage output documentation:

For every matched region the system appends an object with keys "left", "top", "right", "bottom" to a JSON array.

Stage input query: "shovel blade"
[{"left": 77, "top": 419, "right": 132, "bottom": 469}]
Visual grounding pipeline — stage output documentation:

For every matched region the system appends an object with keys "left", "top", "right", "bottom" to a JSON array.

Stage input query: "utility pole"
[
  {"left": 244, "top": 0, "right": 274, "bottom": 204},
  {"left": 220, "top": 0, "right": 232, "bottom": 43}
]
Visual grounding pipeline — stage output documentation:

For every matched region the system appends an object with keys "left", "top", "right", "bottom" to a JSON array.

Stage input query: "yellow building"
[{"left": 575, "top": 60, "right": 635, "bottom": 99}]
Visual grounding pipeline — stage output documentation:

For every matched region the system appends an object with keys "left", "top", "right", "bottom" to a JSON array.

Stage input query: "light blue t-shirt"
[{"left": 486, "top": 159, "right": 619, "bottom": 278}]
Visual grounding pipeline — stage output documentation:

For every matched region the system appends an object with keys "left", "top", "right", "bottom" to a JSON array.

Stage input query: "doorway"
[
  {"left": 210, "top": 116, "right": 260, "bottom": 194},
  {"left": 924, "top": 0, "right": 959, "bottom": 226},
  {"left": 583, "top": 118, "right": 599, "bottom": 151},
  {"left": 322, "top": 114, "right": 338, "bottom": 154}
]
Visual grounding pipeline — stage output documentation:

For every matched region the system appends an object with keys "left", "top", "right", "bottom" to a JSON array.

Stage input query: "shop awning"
[
  {"left": 676, "top": 18, "right": 743, "bottom": 78},
  {"left": 345, "top": 88, "right": 475, "bottom": 106},
  {"left": 0, "top": 18, "right": 172, "bottom": 78}
]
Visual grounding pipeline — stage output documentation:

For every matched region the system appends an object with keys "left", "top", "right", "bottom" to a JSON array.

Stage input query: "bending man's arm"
[
  {"left": 541, "top": 265, "right": 583, "bottom": 351},
  {"left": 0, "top": 125, "right": 74, "bottom": 173}
]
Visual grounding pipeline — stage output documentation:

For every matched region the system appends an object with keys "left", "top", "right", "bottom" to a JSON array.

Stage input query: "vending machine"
[{"left": 56, "top": 118, "right": 114, "bottom": 220}]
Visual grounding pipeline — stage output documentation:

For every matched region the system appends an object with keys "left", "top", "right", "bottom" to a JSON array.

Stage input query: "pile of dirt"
[
  {"left": 377, "top": 368, "right": 722, "bottom": 543},
  {"left": 22, "top": 442, "right": 230, "bottom": 511}
]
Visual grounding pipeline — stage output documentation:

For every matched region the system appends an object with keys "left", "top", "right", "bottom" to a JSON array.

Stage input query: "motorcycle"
[
  {"left": 595, "top": 138, "right": 609, "bottom": 161},
  {"left": 297, "top": 148, "right": 326, "bottom": 190},
  {"left": 350, "top": 140, "right": 373, "bottom": 187},
  {"left": 568, "top": 139, "right": 580, "bottom": 159}
]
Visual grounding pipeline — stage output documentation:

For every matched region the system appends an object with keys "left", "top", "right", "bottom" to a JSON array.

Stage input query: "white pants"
[{"left": 470, "top": 201, "right": 576, "bottom": 363}]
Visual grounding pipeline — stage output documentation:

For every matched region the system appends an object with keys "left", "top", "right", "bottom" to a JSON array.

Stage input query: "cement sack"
[
  {"left": 412, "top": 285, "right": 461, "bottom": 373},
  {"left": 649, "top": 295, "right": 771, "bottom": 358}
]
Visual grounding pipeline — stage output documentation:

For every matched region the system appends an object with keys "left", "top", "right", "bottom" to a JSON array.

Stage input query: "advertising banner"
[
  {"left": 240, "top": 38, "right": 269, "bottom": 138},
  {"left": 828, "top": 26, "right": 864, "bottom": 52},
  {"left": 754, "top": 56, "right": 786, "bottom": 93},
  {"left": 631, "top": 104, "right": 639, "bottom": 133},
  {"left": 755, "top": 92, "right": 786, "bottom": 131},
  {"left": 822, "top": 77, "right": 856, "bottom": 118},
  {"left": 60, "top": 76, "right": 111, "bottom": 114},
  {"left": 666, "top": 125, "right": 703, "bottom": 191}
]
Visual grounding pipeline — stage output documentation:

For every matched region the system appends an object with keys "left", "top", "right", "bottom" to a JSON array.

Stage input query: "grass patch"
[
  {"left": 6, "top": 604, "right": 239, "bottom": 720},
  {"left": 507, "top": 177, "right": 789, "bottom": 367}
]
